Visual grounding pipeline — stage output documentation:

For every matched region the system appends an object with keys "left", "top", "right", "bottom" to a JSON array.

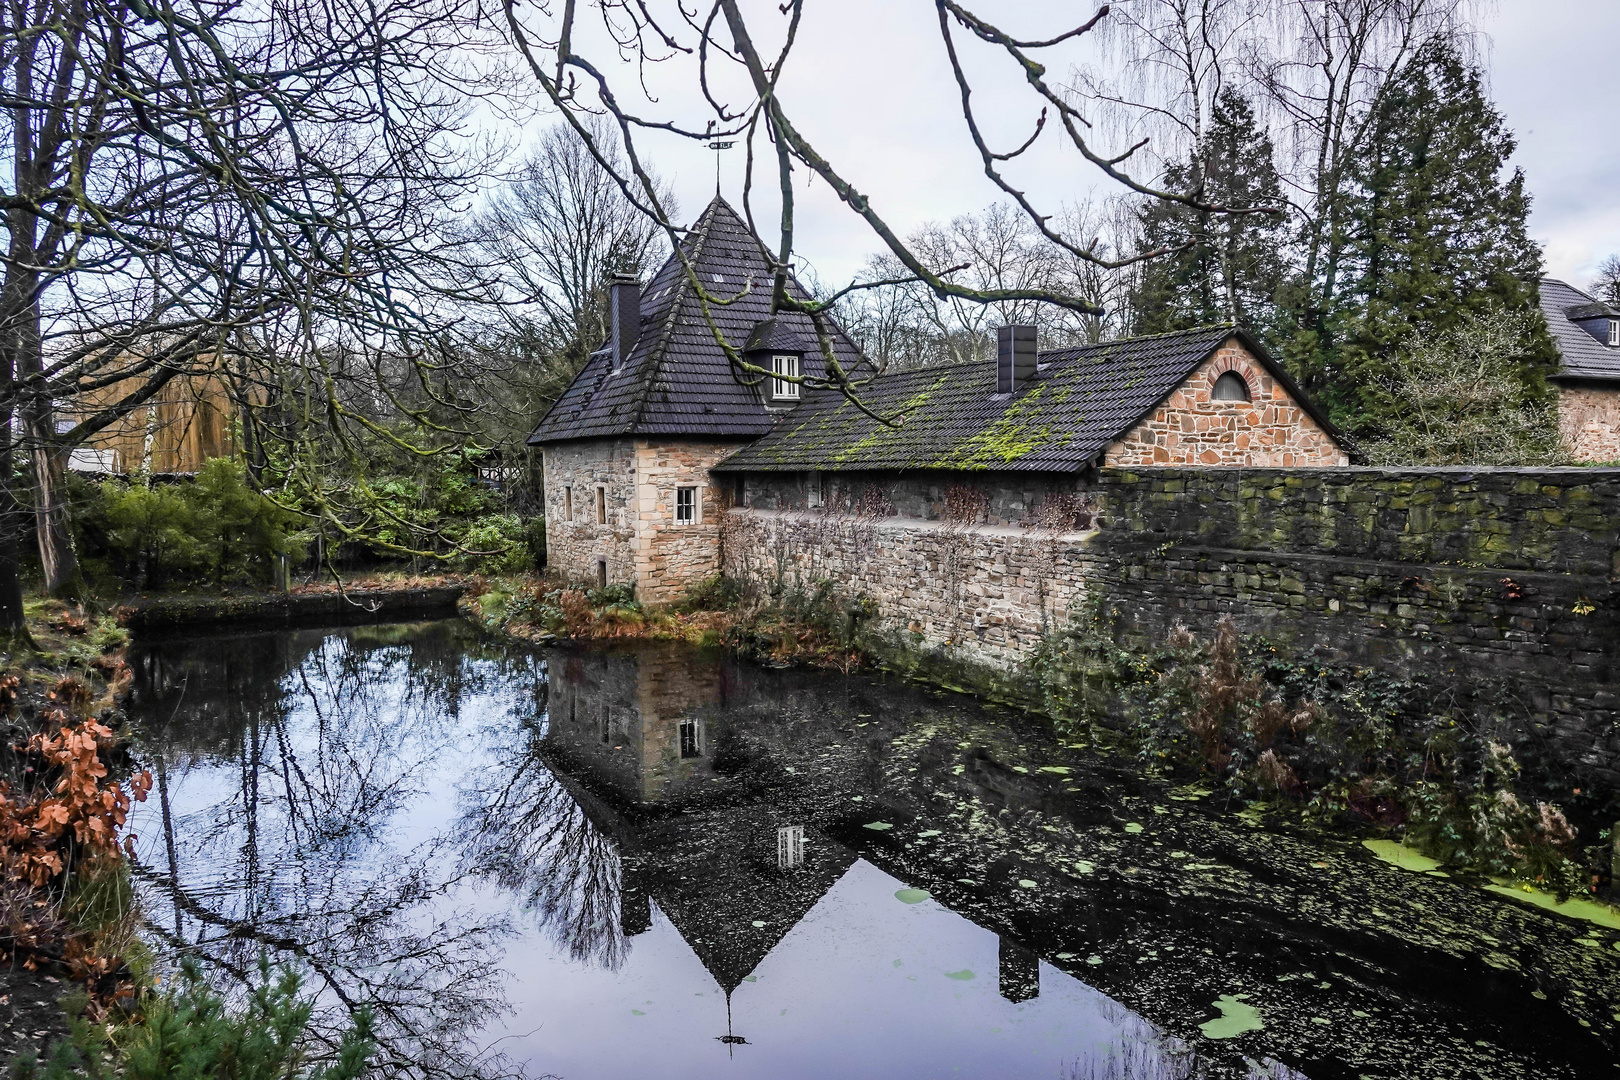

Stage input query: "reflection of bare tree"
[
  {"left": 1063, "top": 1000, "right": 1310, "bottom": 1080},
  {"left": 127, "top": 625, "right": 548, "bottom": 1080},
  {"left": 459, "top": 726, "right": 629, "bottom": 971}
]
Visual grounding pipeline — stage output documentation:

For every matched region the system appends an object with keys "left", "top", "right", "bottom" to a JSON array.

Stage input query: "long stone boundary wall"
[{"left": 723, "top": 466, "right": 1620, "bottom": 792}]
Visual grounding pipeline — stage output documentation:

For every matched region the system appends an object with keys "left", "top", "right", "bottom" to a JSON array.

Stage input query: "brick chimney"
[
  {"left": 996, "top": 324, "right": 1037, "bottom": 394},
  {"left": 611, "top": 274, "right": 641, "bottom": 370}
]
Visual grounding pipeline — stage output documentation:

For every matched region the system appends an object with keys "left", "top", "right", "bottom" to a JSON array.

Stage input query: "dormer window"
[
  {"left": 1610, "top": 319, "right": 1618, "bottom": 347},
  {"left": 771, "top": 354, "right": 801, "bottom": 400}
]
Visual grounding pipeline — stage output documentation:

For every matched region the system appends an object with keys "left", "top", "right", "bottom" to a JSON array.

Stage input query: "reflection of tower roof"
[
  {"left": 637, "top": 810, "right": 855, "bottom": 994},
  {"left": 545, "top": 749, "right": 855, "bottom": 994}
]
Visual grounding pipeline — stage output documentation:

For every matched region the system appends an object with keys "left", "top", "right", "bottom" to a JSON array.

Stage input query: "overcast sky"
[{"left": 599, "top": 0, "right": 1618, "bottom": 293}]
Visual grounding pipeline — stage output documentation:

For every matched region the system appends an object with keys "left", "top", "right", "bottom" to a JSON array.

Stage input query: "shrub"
[
  {"left": 8, "top": 955, "right": 374, "bottom": 1080},
  {"left": 452, "top": 514, "right": 535, "bottom": 574}
]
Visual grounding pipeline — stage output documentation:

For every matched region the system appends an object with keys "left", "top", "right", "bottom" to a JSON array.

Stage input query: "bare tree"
[
  {"left": 0, "top": 0, "right": 502, "bottom": 615},
  {"left": 499, "top": 0, "right": 1269, "bottom": 422},
  {"left": 1591, "top": 255, "right": 1620, "bottom": 305}
]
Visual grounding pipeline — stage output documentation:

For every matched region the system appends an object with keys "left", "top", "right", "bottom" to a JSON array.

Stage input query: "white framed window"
[
  {"left": 1610, "top": 319, "right": 1619, "bottom": 347},
  {"left": 771, "top": 354, "right": 801, "bottom": 400},
  {"left": 679, "top": 717, "right": 704, "bottom": 759},
  {"left": 595, "top": 486, "right": 607, "bottom": 524},
  {"left": 564, "top": 486, "right": 574, "bottom": 522},
  {"left": 675, "top": 485, "right": 701, "bottom": 525},
  {"left": 777, "top": 825, "right": 805, "bottom": 869}
]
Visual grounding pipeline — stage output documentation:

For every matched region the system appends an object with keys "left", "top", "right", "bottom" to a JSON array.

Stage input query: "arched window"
[{"left": 1211, "top": 371, "right": 1251, "bottom": 402}]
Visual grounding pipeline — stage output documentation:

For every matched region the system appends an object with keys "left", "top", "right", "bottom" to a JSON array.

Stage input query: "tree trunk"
[
  {"left": 0, "top": 406, "right": 30, "bottom": 640},
  {"left": 27, "top": 423, "right": 86, "bottom": 600}
]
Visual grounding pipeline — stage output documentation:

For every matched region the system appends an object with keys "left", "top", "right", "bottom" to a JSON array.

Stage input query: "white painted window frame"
[
  {"left": 771, "top": 353, "right": 801, "bottom": 400},
  {"left": 1610, "top": 319, "right": 1619, "bottom": 347},
  {"left": 674, "top": 484, "right": 702, "bottom": 525}
]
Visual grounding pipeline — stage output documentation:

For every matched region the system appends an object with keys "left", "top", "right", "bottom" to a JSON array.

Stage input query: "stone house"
[
  {"left": 528, "top": 196, "right": 866, "bottom": 603},
  {"left": 1539, "top": 278, "right": 1620, "bottom": 463},
  {"left": 530, "top": 196, "right": 1353, "bottom": 604}
]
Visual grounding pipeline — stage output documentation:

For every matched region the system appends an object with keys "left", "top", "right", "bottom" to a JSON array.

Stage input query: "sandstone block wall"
[
  {"left": 543, "top": 440, "right": 640, "bottom": 589},
  {"left": 632, "top": 442, "right": 738, "bottom": 604},
  {"left": 1103, "top": 345, "right": 1350, "bottom": 468},
  {"left": 723, "top": 509, "right": 1090, "bottom": 669},
  {"left": 543, "top": 438, "right": 742, "bottom": 602},
  {"left": 1559, "top": 384, "right": 1620, "bottom": 464}
]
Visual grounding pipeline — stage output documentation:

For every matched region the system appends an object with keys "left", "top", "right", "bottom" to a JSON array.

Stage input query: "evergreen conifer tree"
[
  {"left": 1132, "top": 89, "right": 1289, "bottom": 340},
  {"left": 1322, "top": 36, "right": 1556, "bottom": 436}
]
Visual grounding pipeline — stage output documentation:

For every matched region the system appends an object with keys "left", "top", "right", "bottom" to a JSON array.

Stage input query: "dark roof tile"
[{"left": 1541, "top": 279, "right": 1620, "bottom": 383}]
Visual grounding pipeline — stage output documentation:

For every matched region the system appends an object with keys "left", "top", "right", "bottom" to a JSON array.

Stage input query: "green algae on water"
[
  {"left": 1199, "top": 995, "right": 1264, "bottom": 1040},
  {"left": 863, "top": 821, "right": 893, "bottom": 831},
  {"left": 944, "top": 969, "right": 975, "bottom": 981},
  {"left": 895, "top": 888, "right": 931, "bottom": 905},
  {"left": 1362, "top": 839, "right": 1448, "bottom": 876},
  {"left": 1482, "top": 882, "right": 1620, "bottom": 931},
  {"left": 1124, "top": 822, "right": 1144, "bottom": 834}
]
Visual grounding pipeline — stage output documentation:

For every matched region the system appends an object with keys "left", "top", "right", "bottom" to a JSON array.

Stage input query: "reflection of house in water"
[
  {"left": 544, "top": 644, "right": 724, "bottom": 804},
  {"left": 540, "top": 643, "right": 1040, "bottom": 1005}
]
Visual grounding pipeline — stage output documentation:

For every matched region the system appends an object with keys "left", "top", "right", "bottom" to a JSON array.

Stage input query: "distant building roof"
[
  {"left": 715, "top": 325, "right": 1346, "bottom": 474},
  {"left": 1539, "top": 278, "right": 1620, "bottom": 383},
  {"left": 528, "top": 197, "right": 867, "bottom": 444}
]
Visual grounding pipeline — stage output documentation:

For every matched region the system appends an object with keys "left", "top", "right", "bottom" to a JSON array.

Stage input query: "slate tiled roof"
[
  {"left": 1539, "top": 278, "right": 1620, "bottom": 383},
  {"left": 714, "top": 326, "right": 1342, "bottom": 474},
  {"left": 528, "top": 197, "right": 867, "bottom": 444}
]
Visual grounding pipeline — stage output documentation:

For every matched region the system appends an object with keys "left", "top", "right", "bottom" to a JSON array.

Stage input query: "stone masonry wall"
[
  {"left": 544, "top": 438, "right": 744, "bottom": 602},
  {"left": 1559, "top": 384, "right": 1620, "bottom": 464},
  {"left": 723, "top": 508, "right": 1089, "bottom": 669},
  {"left": 632, "top": 441, "right": 739, "bottom": 604},
  {"left": 723, "top": 465, "right": 1620, "bottom": 794},
  {"left": 1103, "top": 344, "right": 1350, "bottom": 468},
  {"left": 542, "top": 440, "right": 640, "bottom": 589}
]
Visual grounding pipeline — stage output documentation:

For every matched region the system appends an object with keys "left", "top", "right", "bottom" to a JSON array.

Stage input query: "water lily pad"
[
  {"left": 1038, "top": 766, "right": 1072, "bottom": 775},
  {"left": 1199, "top": 995, "right": 1263, "bottom": 1040},
  {"left": 1012, "top": 766, "right": 1029, "bottom": 773},
  {"left": 1074, "top": 861, "right": 1096, "bottom": 874},
  {"left": 917, "top": 829, "right": 942, "bottom": 838},
  {"left": 1056, "top": 952, "right": 1076, "bottom": 960},
  {"left": 1017, "top": 879, "right": 1038, "bottom": 888},
  {"left": 1086, "top": 955, "right": 1103, "bottom": 966},
  {"left": 751, "top": 920, "right": 767, "bottom": 927},
  {"left": 863, "top": 821, "right": 893, "bottom": 831},
  {"left": 895, "top": 888, "right": 931, "bottom": 905},
  {"left": 1123, "top": 822, "right": 1144, "bottom": 834},
  {"left": 944, "top": 969, "right": 975, "bottom": 981}
]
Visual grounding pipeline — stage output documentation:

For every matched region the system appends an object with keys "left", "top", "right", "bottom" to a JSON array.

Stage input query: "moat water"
[{"left": 122, "top": 620, "right": 1618, "bottom": 1080}]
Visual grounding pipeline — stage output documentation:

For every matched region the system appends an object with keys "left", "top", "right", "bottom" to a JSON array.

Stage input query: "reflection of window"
[
  {"left": 1211, "top": 371, "right": 1251, "bottom": 402},
  {"left": 771, "top": 354, "right": 801, "bottom": 400},
  {"left": 777, "top": 825, "right": 805, "bottom": 869},
  {"left": 675, "top": 486, "right": 700, "bottom": 525},
  {"left": 600, "top": 703, "right": 612, "bottom": 744},
  {"left": 679, "top": 717, "right": 704, "bottom": 758}
]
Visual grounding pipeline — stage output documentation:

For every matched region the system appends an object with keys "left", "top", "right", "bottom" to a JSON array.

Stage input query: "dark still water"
[{"left": 122, "top": 621, "right": 1618, "bottom": 1080}]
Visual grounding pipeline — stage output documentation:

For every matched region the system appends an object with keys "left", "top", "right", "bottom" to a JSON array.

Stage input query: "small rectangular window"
[
  {"left": 597, "top": 559, "right": 607, "bottom": 589},
  {"left": 1610, "top": 319, "right": 1619, "bottom": 347},
  {"left": 806, "top": 472, "right": 824, "bottom": 509},
  {"left": 771, "top": 354, "right": 801, "bottom": 400},
  {"left": 595, "top": 487, "right": 606, "bottom": 524},
  {"left": 675, "top": 485, "right": 700, "bottom": 525},
  {"left": 733, "top": 475, "right": 747, "bottom": 508},
  {"left": 679, "top": 717, "right": 704, "bottom": 759},
  {"left": 564, "top": 486, "right": 573, "bottom": 522}
]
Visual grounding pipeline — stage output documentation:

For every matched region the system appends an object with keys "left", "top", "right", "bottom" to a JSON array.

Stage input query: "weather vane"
[{"left": 707, "top": 140, "right": 735, "bottom": 195}]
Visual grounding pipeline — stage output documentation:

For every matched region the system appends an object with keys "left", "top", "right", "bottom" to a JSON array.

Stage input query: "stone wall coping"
[
  {"left": 729, "top": 507, "right": 1096, "bottom": 543},
  {"left": 1101, "top": 465, "right": 1620, "bottom": 479}
]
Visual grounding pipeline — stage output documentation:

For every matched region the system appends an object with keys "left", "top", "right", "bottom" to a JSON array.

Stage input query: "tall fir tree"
[
  {"left": 1132, "top": 88, "right": 1289, "bottom": 341},
  {"left": 1316, "top": 36, "right": 1557, "bottom": 437}
]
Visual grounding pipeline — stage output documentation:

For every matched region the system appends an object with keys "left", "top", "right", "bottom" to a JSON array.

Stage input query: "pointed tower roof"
[{"left": 528, "top": 197, "right": 867, "bottom": 444}]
